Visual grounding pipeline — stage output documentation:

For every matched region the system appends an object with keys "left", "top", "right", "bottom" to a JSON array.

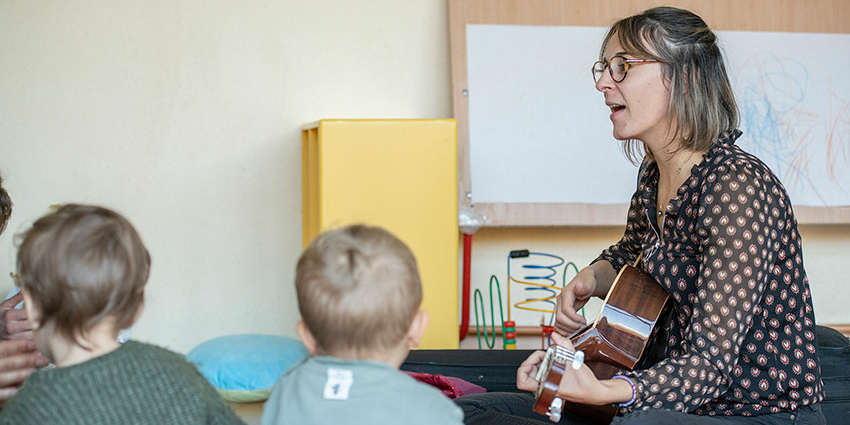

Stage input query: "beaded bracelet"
[{"left": 612, "top": 375, "right": 637, "bottom": 407}]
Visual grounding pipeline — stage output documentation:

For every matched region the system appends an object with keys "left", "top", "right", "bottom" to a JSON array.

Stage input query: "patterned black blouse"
[{"left": 596, "top": 130, "right": 824, "bottom": 416}]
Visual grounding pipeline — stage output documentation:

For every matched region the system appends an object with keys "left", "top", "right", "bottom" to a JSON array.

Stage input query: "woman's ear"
[
  {"left": 21, "top": 288, "right": 41, "bottom": 330},
  {"left": 296, "top": 320, "right": 319, "bottom": 355}
]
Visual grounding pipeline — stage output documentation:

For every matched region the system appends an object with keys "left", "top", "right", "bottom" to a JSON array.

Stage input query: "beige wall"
[{"left": 0, "top": 1, "right": 847, "bottom": 354}]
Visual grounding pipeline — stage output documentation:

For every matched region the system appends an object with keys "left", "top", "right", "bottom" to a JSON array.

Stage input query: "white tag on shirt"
[{"left": 323, "top": 368, "right": 353, "bottom": 400}]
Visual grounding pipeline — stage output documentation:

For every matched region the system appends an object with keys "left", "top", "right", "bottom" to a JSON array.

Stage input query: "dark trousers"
[{"left": 454, "top": 392, "right": 826, "bottom": 425}]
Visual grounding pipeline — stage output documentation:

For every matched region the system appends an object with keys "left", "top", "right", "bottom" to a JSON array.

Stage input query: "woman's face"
[{"left": 595, "top": 37, "right": 674, "bottom": 148}]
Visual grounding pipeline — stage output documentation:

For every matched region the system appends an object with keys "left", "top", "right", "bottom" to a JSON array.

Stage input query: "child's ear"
[
  {"left": 405, "top": 310, "right": 429, "bottom": 349},
  {"left": 21, "top": 288, "right": 41, "bottom": 330},
  {"left": 296, "top": 320, "right": 319, "bottom": 355}
]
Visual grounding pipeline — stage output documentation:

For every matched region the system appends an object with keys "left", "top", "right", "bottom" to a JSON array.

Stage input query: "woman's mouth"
[{"left": 607, "top": 103, "right": 626, "bottom": 120}]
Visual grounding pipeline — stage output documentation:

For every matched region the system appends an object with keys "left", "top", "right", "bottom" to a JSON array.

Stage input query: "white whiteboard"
[{"left": 467, "top": 25, "right": 850, "bottom": 207}]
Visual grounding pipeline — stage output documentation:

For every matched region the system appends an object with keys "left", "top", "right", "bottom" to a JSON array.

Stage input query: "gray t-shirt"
[{"left": 262, "top": 356, "right": 464, "bottom": 425}]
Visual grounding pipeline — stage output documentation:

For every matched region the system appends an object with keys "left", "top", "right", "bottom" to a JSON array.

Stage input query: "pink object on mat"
[{"left": 405, "top": 371, "right": 487, "bottom": 399}]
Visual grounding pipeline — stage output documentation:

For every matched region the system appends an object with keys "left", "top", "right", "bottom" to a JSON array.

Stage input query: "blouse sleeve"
[
  {"left": 594, "top": 188, "right": 648, "bottom": 271},
  {"left": 622, "top": 162, "right": 783, "bottom": 412}
]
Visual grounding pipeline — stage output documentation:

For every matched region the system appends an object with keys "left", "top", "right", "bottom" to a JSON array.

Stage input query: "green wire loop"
[{"left": 473, "top": 275, "right": 506, "bottom": 349}]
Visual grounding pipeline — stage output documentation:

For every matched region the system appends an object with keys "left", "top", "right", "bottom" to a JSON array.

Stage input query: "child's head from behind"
[
  {"left": 16, "top": 204, "right": 150, "bottom": 347},
  {"left": 296, "top": 224, "right": 424, "bottom": 359}
]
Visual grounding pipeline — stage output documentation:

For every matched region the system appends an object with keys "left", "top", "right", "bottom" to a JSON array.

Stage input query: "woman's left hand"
[
  {"left": 549, "top": 333, "right": 617, "bottom": 405},
  {"left": 516, "top": 350, "right": 546, "bottom": 392}
]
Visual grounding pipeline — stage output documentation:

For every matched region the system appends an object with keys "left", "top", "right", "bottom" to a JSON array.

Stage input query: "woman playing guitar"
[{"left": 455, "top": 6, "right": 826, "bottom": 425}]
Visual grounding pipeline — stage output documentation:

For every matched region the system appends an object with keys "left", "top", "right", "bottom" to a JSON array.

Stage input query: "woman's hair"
[
  {"left": 0, "top": 172, "right": 12, "bottom": 235},
  {"left": 16, "top": 204, "right": 150, "bottom": 344},
  {"left": 601, "top": 6, "right": 739, "bottom": 162},
  {"left": 295, "top": 224, "right": 422, "bottom": 357}
]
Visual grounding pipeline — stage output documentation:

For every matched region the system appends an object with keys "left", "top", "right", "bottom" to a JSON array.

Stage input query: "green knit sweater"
[{"left": 0, "top": 340, "right": 245, "bottom": 425}]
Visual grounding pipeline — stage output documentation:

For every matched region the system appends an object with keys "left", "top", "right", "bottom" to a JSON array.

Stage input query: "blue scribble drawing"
[{"left": 735, "top": 52, "right": 850, "bottom": 205}]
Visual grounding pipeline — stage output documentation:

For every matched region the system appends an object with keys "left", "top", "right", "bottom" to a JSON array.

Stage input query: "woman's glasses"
[{"left": 592, "top": 56, "right": 660, "bottom": 83}]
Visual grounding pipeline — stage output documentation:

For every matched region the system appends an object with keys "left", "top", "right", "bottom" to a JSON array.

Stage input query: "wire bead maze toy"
[
  {"left": 510, "top": 250, "right": 580, "bottom": 348},
  {"left": 473, "top": 250, "right": 582, "bottom": 349}
]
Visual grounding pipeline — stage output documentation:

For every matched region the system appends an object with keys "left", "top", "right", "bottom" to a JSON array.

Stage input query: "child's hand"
[{"left": 516, "top": 350, "right": 546, "bottom": 392}]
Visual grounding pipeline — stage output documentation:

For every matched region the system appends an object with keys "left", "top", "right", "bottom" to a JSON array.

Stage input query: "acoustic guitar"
[{"left": 533, "top": 264, "right": 671, "bottom": 424}]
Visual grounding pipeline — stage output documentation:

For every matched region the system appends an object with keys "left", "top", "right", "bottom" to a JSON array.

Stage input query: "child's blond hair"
[{"left": 296, "top": 224, "right": 421, "bottom": 356}]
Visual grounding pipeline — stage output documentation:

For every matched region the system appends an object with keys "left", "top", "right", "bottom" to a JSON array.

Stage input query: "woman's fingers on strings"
[
  {"left": 557, "top": 290, "right": 585, "bottom": 321},
  {"left": 550, "top": 332, "right": 576, "bottom": 352},
  {"left": 554, "top": 304, "right": 586, "bottom": 336},
  {"left": 553, "top": 316, "right": 582, "bottom": 336},
  {"left": 517, "top": 350, "right": 547, "bottom": 391},
  {"left": 521, "top": 351, "right": 545, "bottom": 377},
  {"left": 520, "top": 350, "right": 546, "bottom": 370},
  {"left": 532, "top": 349, "right": 546, "bottom": 362},
  {"left": 552, "top": 312, "right": 573, "bottom": 335},
  {"left": 565, "top": 307, "right": 587, "bottom": 324},
  {"left": 558, "top": 282, "right": 588, "bottom": 322}
]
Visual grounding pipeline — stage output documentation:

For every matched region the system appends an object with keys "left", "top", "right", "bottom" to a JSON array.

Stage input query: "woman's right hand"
[{"left": 553, "top": 267, "right": 598, "bottom": 335}]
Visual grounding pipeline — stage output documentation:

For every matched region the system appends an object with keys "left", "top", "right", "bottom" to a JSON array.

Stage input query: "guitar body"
[{"left": 534, "top": 264, "right": 671, "bottom": 424}]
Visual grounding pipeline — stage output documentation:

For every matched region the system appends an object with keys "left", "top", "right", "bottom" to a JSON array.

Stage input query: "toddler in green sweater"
[{"left": 0, "top": 204, "right": 244, "bottom": 425}]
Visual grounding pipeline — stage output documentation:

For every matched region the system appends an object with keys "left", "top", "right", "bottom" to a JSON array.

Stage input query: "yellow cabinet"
[{"left": 301, "top": 119, "right": 458, "bottom": 349}]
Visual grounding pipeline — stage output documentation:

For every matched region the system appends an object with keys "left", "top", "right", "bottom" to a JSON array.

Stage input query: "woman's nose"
[{"left": 595, "top": 68, "right": 614, "bottom": 92}]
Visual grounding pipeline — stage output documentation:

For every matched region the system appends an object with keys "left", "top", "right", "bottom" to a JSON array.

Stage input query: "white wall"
[
  {"left": 0, "top": 1, "right": 846, "bottom": 355},
  {"left": 0, "top": 0, "right": 451, "bottom": 353}
]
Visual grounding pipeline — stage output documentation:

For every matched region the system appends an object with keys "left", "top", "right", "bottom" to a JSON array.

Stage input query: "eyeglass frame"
[{"left": 592, "top": 56, "right": 662, "bottom": 83}]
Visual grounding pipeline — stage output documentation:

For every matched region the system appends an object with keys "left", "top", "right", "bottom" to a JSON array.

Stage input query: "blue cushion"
[{"left": 187, "top": 334, "right": 308, "bottom": 402}]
